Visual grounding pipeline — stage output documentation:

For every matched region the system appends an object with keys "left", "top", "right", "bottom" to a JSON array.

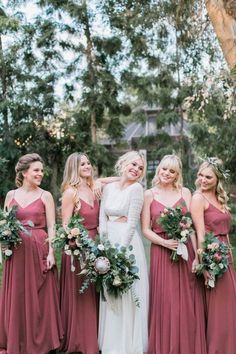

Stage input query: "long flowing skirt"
[
  {"left": 148, "top": 235, "right": 207, "bottom": 354},
  {"left": 0, "top": 230, "right": 63, "bottom": 354},
  {"left": 98, "top": 222, "right": 149, "bottom": 354}
]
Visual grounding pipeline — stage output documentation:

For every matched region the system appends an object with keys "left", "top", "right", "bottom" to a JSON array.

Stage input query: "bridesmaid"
[
  {"left": 142, "top": 154, "right": 207, "bottom": 354},
  {"left": 59, "top": 152, "right": 118, "bottom": 354},
  {"left": 191, "top": 157, "right": 236, "bottom": 354},
  {"left": 0, "top": 153, "right": 63, "bottom": 354}
]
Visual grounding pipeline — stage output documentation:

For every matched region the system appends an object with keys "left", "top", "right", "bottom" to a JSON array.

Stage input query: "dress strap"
[
  {"left": 150, "top": 188, "right": 156, "bottom": 200},
  {"left": 194, "top": 191, "right": 210, "bottom": 203}
]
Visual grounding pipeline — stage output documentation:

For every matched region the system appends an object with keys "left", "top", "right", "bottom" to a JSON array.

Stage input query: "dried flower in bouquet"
[
  {"left": 52, "top": 213, "right": 93, "bottom": 272},
  {"left": 0, "top": 206, "right": 31, "bottom": 260},
  {"left": 158, "top": 205, "right": 194, "bottom": 261},
  {"left": 195, "top": 232, "right": 231, "bottom": 288},
  {"left": 79, "top": 235, "right": 140, "bottom": 306}
]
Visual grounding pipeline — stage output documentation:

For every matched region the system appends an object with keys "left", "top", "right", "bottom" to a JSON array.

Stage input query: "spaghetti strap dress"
[
  {"left": 60, "top": 199, "right": 100, "bottom": 354},
  {"left": 203, "top": 202, "right": 236, "bottom": 354},
  {"left": 148, "top": 196, "right": 207, "bottom": 354},
  {"left": 0, "top": 196, "right": 63, "bottom": 354}
]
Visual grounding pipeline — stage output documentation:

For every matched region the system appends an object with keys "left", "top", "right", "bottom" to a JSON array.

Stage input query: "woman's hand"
[
  {"left": 162, "top": 238, "right": 179, "bottom": 251},
  {"left": 192, "top": 256, "right": 199, "bottom": 273},
  {"left": 46, "top": 251, "right": 55, "bottom": 270},
  {"left": 203, "top": 270, "right": 212, "bottom": 286},
  {"left": 93, "top": 179, "right": 103, "bottom": 199}
]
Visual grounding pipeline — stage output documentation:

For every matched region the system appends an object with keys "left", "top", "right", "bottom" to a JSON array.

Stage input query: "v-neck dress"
[
  {"left": 202, "top": 202, "right": 236, "bottom": 354},
  {"left": 0, "top": 197, "right": 63, "bottom": 354},
  {"left": 148, "top": 197, "right": 207, "bottom": 354},
  {"left": 60, "top": 198, "right": 100, "bottom": 354}
]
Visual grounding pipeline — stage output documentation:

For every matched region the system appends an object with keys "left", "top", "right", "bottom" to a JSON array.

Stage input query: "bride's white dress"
[{"left": 98, "top": 182, "right": 149, "bottom": 354}]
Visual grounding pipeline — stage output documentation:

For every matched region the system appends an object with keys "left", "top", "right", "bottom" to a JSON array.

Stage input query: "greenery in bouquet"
[
  {"left": 158, "top": 205, "right": 194, "bottom": 261},
  {"left": 0, "top": 206, "right": 28, "bottom": 258},
  {"left": 52, "top": 213, "right": 94, "bottom": 272},
  {"left": 195, "top": 232, "right": 231, "bottom": 288},
  {"left": 79, "top": 235, "right": 140, "bottom": 306}
]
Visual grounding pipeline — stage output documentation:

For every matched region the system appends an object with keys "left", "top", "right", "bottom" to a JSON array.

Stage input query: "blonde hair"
[
  {"left": 115, "top": 151, "right": 146, "bottom": 181},
  {"left": 61, "top": 152, "right": 94, "bottom": 211},
  {"left": 195, "top": 158, "right": 229, "bottom": 210},
  {"left": 61, "top": 152, "right": 94, "bottom": 193},
  {"left": 15, "top": 153, "right": 43, "bottom": 187},
  {"left": 152, "top": 154, "right": 183, "bottom": 189}
]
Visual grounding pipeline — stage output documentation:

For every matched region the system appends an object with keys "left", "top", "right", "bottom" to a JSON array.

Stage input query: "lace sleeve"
[
  {"left": 99, "top": 185, "right": 109, "bottom": 238},
  {"left": 124, "top": 183, "right": 144, "bottom": 246}
]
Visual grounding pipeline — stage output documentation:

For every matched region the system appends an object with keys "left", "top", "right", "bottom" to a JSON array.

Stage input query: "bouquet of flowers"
[
  {"left": 79, "top": 235, "right": 140, "bottom": 306},
  {"left": 0, "top": 206, "right": 28, "bottom": 260},
  {"left": 52, "top": 214, "right": 93, "bottom": 272},
  {"left": 195, "top": 232, "right": 231, "bottom": 288},
  {"left": 158, "top": 205, "right": 194, "bottom": 261}
]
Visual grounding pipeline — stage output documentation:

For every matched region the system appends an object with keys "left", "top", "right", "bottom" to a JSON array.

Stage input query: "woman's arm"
[
  {"left": 183, "top": 187, "right": 198, "bottom": 271},
  {"left": 93, "top": 176, "right": 120, "bottom": 199},
  {"left": 61, "top": 188, "right": 76, "bottom": 226},
  {"left": 190, "top": 193, "right": 206, "bottom": 248},
  {"left": 42, "top": 191, "right": 56, "bottom": 269},
  {"left": 4, "top": 190, "right": 14, "bottom": 211},
  {"left": 123, "top": 183, "right": 144, "bottom": 247},
  {"left": 141, "top": 190, "right": 178, "bottom": 251},
  {"left": 191, "top": 193, "right": 211, "bottom": 284},
  {"left": 99, "top": 184, "right": 109, "bottom": 238}
]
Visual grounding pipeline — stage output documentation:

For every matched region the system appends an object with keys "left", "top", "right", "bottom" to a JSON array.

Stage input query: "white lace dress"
[{"left": 98, "top": 182, "right": 149, "bottom": 354}]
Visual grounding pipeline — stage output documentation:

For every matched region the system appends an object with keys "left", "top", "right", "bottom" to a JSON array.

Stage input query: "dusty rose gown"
[
  {"left": 202, "top": 202, "right": 236, "bottom": 354},
  {"left": 148, "top": 195, "right": 207, "bottom": 354},
  {"left": 0, "top": 195, "right": 63, "bottom": 354},
  {"left": 60, "top": 199, "right": 99, "bottom": 354}
]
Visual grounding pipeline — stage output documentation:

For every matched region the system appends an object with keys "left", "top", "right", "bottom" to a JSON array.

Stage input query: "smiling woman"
[
  {"left": 191, "top": 157, "right": 236, "bottom": 354},
  {"left": 0, "top": 153, "right": 63, "bottom": 354},
  {"left": 98, "top": 150, "right": 149, "bottom": 354}
]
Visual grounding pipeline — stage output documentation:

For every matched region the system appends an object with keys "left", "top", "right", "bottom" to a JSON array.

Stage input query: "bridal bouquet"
[
  {"left": 79, "top": 235, "right": 140, "bottom": 306},
  {"left": 195, "top": 232, "right": 231, "bottom": 288},
  {"left": 0, "top": 206, "right": 28, "bottom": 259},
  {"left": 52, "top": 214, "right": 94, "bottom": 272},
  {"left": 158, "top": 205, "right": 194, "bottom": 261}
]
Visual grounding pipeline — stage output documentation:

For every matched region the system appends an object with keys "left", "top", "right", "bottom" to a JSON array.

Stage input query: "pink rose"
[
  {"left": 70, "top": 228, "right": 80, "bottom": 236},
  {"left": 213, "top": 252, "right": 222, "bottom": 263}
]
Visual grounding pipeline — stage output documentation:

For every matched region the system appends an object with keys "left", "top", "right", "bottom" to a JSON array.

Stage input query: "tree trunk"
[
  {"left": 205, "top": 0, "right": 236, "bottom": 70},
  {"left": 0, "top": 35, "right": 10, "bottom": 136},
  {"left": 83, "top": 0, "right": 97, "bottom": 143}
]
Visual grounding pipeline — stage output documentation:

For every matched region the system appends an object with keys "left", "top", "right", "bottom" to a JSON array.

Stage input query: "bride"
[{"left": 98, "top": 151, "right": 149, "bottom": 354}]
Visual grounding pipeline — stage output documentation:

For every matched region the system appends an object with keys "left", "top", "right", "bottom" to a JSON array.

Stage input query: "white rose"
[
  {"left": 73, "top": 249, "right": 80, "bottom": 256},
  {"left": 5, "top": 249, "right": 13, "bottom": 257},
  {"left": 65, "top": 249, "right": 72, "bottom": 256},
  {"left": 113, "top": 276, "right": 122, "bottom": 286},
  {"left": 180, "top": 230, "right": 188, "bottom": 237},
  {"left": 97, "top": 244, "right": 105, "bottom": 251}
]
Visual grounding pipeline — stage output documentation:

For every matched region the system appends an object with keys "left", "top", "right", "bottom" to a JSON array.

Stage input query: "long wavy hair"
[
  {"left": 61, "top": 152, "right": 94, "bottom": 211},
  {"left": 152, "top": 154, "right": 183, "bottom": 189},
  {"left": 195, "top": 159, "right": 229, "bottom": 210},
  {"left": 15, "top": 153, "right": 43, "bottom": 187},
  {"left": 115, "top": 151, "right": 146, "bottom": 181}
]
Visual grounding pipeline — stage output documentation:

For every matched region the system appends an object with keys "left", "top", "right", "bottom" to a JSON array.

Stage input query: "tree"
[{"left": 205, "top": 0, "right": 236, "bottom": 70}]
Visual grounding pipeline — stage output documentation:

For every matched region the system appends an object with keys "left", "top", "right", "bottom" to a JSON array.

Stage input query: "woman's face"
[
  {"left": 23, "top": 161, "right": 44, "bottom": 186},
  {"left": 79, "top": 155, "right": 92, "bottom": 178},
  {"left": 158, "top": 165, "right": 178, "bottom": 185},
  {"left": 123, "top": 158, "right": 144, "bottom": 182},
  {"left": 197, "top": 167, "right": 217, "bottom": 192}
]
